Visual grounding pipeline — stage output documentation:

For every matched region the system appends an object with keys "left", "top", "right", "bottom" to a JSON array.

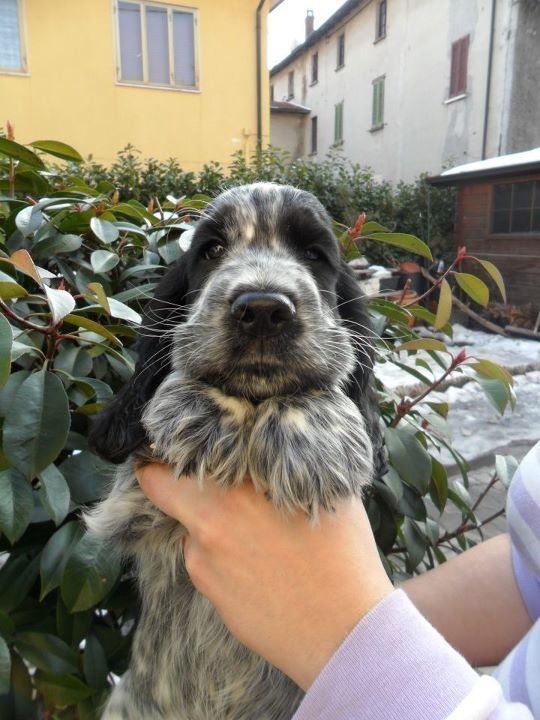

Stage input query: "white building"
[{"left": 269, "top": 0, "right": 540, "bottom": 183}]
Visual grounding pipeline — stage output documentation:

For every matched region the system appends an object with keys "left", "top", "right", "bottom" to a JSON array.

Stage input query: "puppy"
[{"left": 87, "top": 183, "right": 384, "bottom": 719}]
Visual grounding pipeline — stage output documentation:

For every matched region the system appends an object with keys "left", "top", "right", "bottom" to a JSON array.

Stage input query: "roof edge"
[
  {"left": 428, "top": 161, "right": 540, "bottom": 186},
  {"left": 270, "top": 0, "right": 366, "bottom": 76}
]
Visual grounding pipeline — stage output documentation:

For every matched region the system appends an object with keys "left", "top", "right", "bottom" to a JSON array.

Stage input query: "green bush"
[
  {"left": 65, "top": 144, "right": 457, "bottom": 265},
  {"left": 0, "top": 135, "right": 512, "bottom": 718}
]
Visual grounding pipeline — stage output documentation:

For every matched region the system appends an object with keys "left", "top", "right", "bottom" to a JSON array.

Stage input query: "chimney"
[{"left": 305, "top": 10, "right": 314, "bottom": 39}]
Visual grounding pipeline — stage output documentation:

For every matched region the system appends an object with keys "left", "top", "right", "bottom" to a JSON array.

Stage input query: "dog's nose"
[{"left": 231, "top": 292, "right": 296, "bottom": 337}]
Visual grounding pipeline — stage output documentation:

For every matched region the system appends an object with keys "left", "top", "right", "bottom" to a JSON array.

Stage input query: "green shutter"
[
  {"left": 334, "top": 101, "right": 344, "bottom": 143},
  {"left": 372, "top": 78, "right": 385, "bottom": 128}
]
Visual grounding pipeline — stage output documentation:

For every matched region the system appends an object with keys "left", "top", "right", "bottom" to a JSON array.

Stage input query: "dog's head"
[{"left": 89, "top": 183, "right": 384, "bottom": 474}]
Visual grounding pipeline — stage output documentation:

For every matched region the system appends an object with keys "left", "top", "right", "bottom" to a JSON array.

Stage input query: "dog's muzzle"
[{"left": 230, "top": 292, "right": 296, "bottom": 338}]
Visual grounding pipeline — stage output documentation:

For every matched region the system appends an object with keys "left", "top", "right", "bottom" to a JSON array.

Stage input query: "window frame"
[
  {"left": 490, "top": 179, "right": 540, "bottom": 237},
  {"left": 375, "top": 0, "right": 387, "bottom": 41},
  {"left": 287, "top": 70, "right": 294, "bottom": 99},
  {"left": 336, "top": 33, "right": 345, "bottom": 70},
  {"left": 371, "top": 75, "right": 385, "bottom": 130},
  {"left": 0, "top": 0, "right": 28, "bottom": 75},
  {"left": 114, "top": 0, "right": 199, "bottom": 91},
  {"left": 311, "top": 51, "right": 318, "bottom": 85},
  {"left": 310, "top": 116, "right": 318, "bottom": 155},
  {"left": 334, "top": 101, "right": 344, "bottom": 145},
  {"left": 449, "top": 34, "right": 469, "bottom": 99}
]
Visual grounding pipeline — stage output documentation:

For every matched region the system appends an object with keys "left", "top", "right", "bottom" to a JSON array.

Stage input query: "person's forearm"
[
  {"left": 401, "top": 534, "right": 532, "bottom": 666},
  {"left": 293, "top": 590, "right": 533, "bottom": 720}
]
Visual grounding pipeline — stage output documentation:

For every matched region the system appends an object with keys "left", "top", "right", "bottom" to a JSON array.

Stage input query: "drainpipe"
[
  {"left": 256, "top": 0, "right": 266, "bottom": 152},
  {"left": 482, "top": 0, "right": 497, "bottom": 159}
]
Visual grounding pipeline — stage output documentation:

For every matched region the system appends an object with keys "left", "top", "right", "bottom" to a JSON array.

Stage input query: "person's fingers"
[{"left": 136, "top": 463, "right": 205, "bottom": 527}]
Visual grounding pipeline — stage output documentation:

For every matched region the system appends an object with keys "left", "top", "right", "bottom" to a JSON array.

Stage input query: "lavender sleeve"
[{"left": 292, "top": 590, "right": 533, "bottom": 720}]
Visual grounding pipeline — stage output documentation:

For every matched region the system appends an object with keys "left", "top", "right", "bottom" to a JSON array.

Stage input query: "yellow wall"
[{"left": 0, "top": 0, "right": 270, "bottom": 170}]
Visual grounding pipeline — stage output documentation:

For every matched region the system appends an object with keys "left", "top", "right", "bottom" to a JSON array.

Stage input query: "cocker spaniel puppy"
[{"left": 87, "top": 183, "right": 385, "bottom": 720}]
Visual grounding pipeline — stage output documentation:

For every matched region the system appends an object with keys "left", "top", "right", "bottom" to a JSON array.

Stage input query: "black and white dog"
[{"left": 87, "top": 183, "right": 384, "bottom": 719}]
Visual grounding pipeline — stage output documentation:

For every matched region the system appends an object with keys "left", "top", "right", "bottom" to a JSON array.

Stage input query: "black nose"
[{"left": 231, "top": 292, "right": 296, "bottom": 337}]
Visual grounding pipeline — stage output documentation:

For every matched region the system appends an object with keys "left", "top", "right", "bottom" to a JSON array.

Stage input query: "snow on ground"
[{"left": 374, "top": 325, "right": 540, "bottom": 467}]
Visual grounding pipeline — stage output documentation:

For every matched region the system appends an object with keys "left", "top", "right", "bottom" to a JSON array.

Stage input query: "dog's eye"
[
  {"left": 304, "top": 247, "right": 321, "bottom": 261},
  {"left": 204, "top": 243, "right": 226, "bottom": 260}
]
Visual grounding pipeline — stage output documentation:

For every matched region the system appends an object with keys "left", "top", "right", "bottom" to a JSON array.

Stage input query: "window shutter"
[
  {"left": 146, "top": 6, "right": 169, "bottom": 84},
  {"left": 0, "top": 0, "right": 22, "bottom": 70},
  {"left": 450, "top": 35, "right": 469, "bottom": 96}
]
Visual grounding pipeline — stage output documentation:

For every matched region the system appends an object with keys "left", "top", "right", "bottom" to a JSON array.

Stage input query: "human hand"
[{"left": 136, "top": 465, "right": 393, "bottom": 690}]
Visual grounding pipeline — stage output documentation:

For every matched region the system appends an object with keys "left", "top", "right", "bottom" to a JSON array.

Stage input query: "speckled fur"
[{"left": 86, "top": 184, "right": 379, "bottom": 719}]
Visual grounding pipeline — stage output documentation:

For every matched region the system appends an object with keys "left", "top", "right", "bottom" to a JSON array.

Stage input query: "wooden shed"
[{"left": 429, "top": 148, "right": 540, "bottom": 308}]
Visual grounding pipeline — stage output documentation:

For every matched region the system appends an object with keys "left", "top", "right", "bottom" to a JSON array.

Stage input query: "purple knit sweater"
[{"left": 292, "top": 442, "right": 540, "bottom": 720}]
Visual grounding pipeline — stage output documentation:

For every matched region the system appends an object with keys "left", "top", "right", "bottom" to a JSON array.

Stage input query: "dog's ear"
[
  {"left": 88, "top": 258, "right": 190, "bottom": 464},
  {"left": 336, "top": 264, "right": 387, "bottom": 479}
]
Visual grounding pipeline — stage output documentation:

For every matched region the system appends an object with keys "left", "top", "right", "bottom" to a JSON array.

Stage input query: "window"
[
  {"left": 372, "top": 76, "right": 385, "bottom": 129},
  {"left": 337, "top": 33, "right": 345, "bottom": 69},
  {"left": 116, "top": 1, "right": 197, "bottom": 88},
  {"left": 492, "top": 181, "right": 540, "bottom": 234},
  {"left": 0, "top": 0, "right": 25, "bottom": 72},
  {"left": 311, "top": 52, "right": 318, "bottom": 84},
  {"left": 449, "top": 35, "right": 469, "bottom": 98},
  {"left": 334, "top": 101, "right": 344, "bottom": 144},
  {"left": 310, "top": 116, "right": 318, "bottom": 154},
  {"left": 376, "top": 0, "right": 387, "bottom": 40},
  {"left": 287, "top": 70, "right": 294, "bottom": 99}
]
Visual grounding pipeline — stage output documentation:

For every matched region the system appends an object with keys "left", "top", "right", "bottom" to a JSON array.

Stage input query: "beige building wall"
[{"left": 1, "top": 0, "right": 270, "bottom": 170}]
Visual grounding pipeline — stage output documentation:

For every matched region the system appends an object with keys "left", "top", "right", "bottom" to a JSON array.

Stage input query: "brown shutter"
[{"left": 450, "top": 35, "right": 469, "bottom": 96}]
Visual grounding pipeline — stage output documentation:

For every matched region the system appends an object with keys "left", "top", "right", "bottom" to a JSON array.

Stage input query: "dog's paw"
[
  {"left": 248, "top": 391, "right": 373, "bottom": 516},
  {"left": 143, "top": 377, "right": 254, "bottom": 486}
]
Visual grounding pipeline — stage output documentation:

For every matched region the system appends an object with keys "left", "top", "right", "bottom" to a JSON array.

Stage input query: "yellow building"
[{"left": 0, "top": 0, "right": 279, "bottom": 170}]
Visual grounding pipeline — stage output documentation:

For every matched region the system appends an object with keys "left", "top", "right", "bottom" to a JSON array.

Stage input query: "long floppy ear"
[
  {"left": 88, "top": 258, "right": 190, "bottom": 464},
  {"left": 336, "top": 264, "right": 387, "bottom": 480}
]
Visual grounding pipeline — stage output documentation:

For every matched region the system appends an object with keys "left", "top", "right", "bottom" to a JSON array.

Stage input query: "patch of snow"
[{"left": 442, "top": 147, "right": 540, "bottom": 177}]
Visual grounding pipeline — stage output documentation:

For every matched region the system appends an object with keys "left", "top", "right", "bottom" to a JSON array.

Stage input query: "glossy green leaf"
[
  {"left": 32, "top": 233, "right": 83, "bottom": 258},
  {"left": 0, "top": 554, "right": 40, "bottom": 613},
  {"left": 15, "top": 632, "right": 79, "bottom": 674},
  {"left": 0, "top": 270, "right": 28, "bottom": 299},
  {"left": 35, "top": 672, "right": 92, "bottom": 707},
  {"left": 61, "top": 534, "right": 121, "bottom": 612},
  {"left": 60, "top": 450, "right": 114, "bottom": 505},
  {"left": 402, "top": 518, "right": 427, "bottom": 571},
  {"left": 495, "top": 454, "right": 519, "bottom": 489},
  {"left": 86, "top": 281, "right": 111, "bottom": 314},
  {"left": 0, "top": 313, "right": 12, "bottom": 388},
  {"left": 44, "top": 285, "right": 76, "bottom": 325},
  {"left": 0, "top": 636, "right": 10, "bottom": 695},
  {"left": 471, "top": 359, "right": 513, "bottom": 385},
  {"left": 91, "top": 249, "right": 120, "bottom": 274},
  {"left": 107, "top": 297, "right": 142, "bottom": 324},
  {"left": 0, "top": 610, "right": 15, "bottom": 640},
  {"left": 476, "top": 258, "right": 506, "bottom": 303},
  {"left": 362, "top": 231, "right": 432, "bottom": 260},
  {"left": 30, "top": 140, "right": 84, "bottom": 163},
  {"left": 38, "top": 464, "right": 70, "bottom": 526},
  {"left": 90, "top": 217, "right": 119, "bottom": 244},
  {"left": 3, "top": 370, "right": 71, "bottom": 479},
  {"left": 10, "top": 248, "right": 44, "bottom": 286},
  {"left": 454, "top": 272, "right": 489, "bottom": 307},
  {"left": 429, "top": 457, "right": 448, "bottom": 513},
  {"left": 434, "top": 278, "right": 452, "bottom": 330},
  {"left": 83, "top": 634, "right": 109, "bottom": 689},
  {"left": 63, "top": 313, "right": 121, "bottom": 346},
  {"left": 0, "top": 469, "right": 34, "bottom": 543},
  {"left": 15, "top": 205, "right": 44, "bottom": 238},
  {"left": 395, "top": 338, "right": 447, "bottom": 353},
  {"left": 385, "top": 427, "right": 431, "bottom": 494},
  {"left": 476, "top": 377, "right": 514, "bottom": 414},
  {"left": 0, "top": 138, "right": 45, "bottom": 168},
  {"left": 40, "top": 521, "right": 84, "bottom": 599}
]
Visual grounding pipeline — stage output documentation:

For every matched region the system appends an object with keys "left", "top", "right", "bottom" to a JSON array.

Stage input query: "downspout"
[
  {"left": 256, "top": 0, "right": 266, "bottom": 152},
  {"left": 482, "top": 0, "right": 497, "bottom": 159}
]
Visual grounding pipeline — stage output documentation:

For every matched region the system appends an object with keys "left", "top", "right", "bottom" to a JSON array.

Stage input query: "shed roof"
[
  {"left": 429, "top": 148, "right": 540, "bottom": 186},
  {"left": 270, "top": 100, "right": 311, "bottom": 114}
]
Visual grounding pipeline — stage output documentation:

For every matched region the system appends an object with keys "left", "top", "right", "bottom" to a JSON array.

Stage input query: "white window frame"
[
  {"left": 114, "top": 0, "right": 199, "bottom": 91},
  {"left": 0, "top": 0, "right": 28, "bottom": 75}
]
